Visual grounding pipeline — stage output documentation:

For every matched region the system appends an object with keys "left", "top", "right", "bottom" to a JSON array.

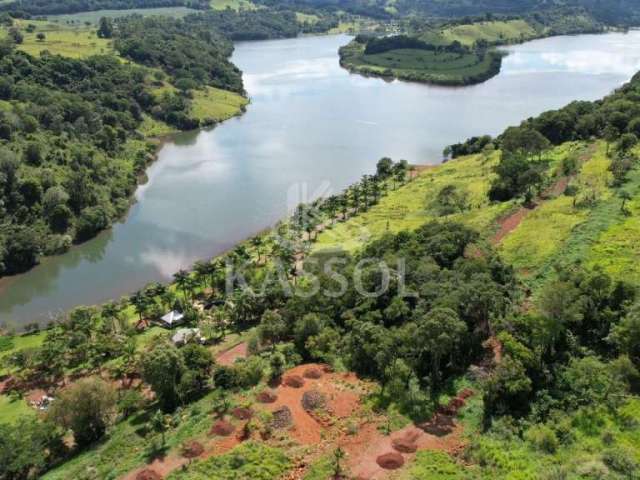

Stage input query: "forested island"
[{"left": 1, "top": 0, "right": 640, "bottom": 479}]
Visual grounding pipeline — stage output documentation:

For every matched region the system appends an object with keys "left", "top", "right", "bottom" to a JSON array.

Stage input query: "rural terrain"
[{"left": 1, "top": 0, "right": 640, "bottom": 479}]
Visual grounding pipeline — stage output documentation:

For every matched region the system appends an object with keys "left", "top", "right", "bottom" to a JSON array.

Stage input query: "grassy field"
[
  {"left": 360, "top": 48, "right": 494, "bottom": 74},
  {"left": 0, "top": 393, "right": 35, "bottom": 424},
  {"left": 420, "top": 19, "right": 538, "bottom": 46},
  {"left": 191, "top": 86, "right": 248, "bottom": 123},
  {"left": 48, "top": 7, "right": 198, "bottom": 25},
  {"left": 210, "top": 0, "right": 257, "bottom": 10},
  {"left": 166, "top": 442, "right": 290, "bottom": 480},
  {"left": 11, "top": 20, "right": 113, "bottom": 58},
  {"left": 313, "top": 137, "right": 640, "bottom": 299},
  {"left": 313, "top": 151, "right": 513, "bottom": 253}
]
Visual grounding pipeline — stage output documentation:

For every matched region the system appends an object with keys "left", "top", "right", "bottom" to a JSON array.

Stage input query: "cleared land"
[
  {"left": 11, "top": 20, "right": 113, "bottom": 58},
  {"left": 419, "top": 19, "right": 538, "bottom": 46},
  {"left": 48, "top": 7, "right": 198, "bottom": 25}
]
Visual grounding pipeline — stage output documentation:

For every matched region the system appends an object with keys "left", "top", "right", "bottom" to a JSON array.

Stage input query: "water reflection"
[{"left": 3, "top": 31, "right": 640, "bottom": 326}]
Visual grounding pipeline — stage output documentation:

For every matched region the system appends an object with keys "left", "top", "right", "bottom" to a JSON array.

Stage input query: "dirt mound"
[
  {"left": 232, "top": 407, "right": 253, "bottom": 420},
  {"left": 391, "top": 437, "right": 417, "bottom": 453},
  {"left": 284, "top": 375, "right": 305, "bottom": 388},
  {"left": 303, "top": 367, "right": 323, "bottom": 379},
  {"left": 257, "top": 390, "right": 278, "bottom": 403},
  {"left": 376, "top": 452, "right": 405, "bottom": 470},
  {"left": 301, "top": 389, "right": 326, "bottom": 411},
  {"left": 210, "top": 419, "right": 235, "bottom": 436},
  {"left": 459, "top": 388, "right": 474, "bottom": 399},
  {"left": 271, "top": 406, "right": 293, "bottom": 429},
  {"left": 181, "top": 440, "right": 204, "bottom": 459},
  {"left": 136, "top": 469, "right": 162, "bottom": 480},
  {"left": 421, "top": 413, "right": 456, "bottom": 437}
]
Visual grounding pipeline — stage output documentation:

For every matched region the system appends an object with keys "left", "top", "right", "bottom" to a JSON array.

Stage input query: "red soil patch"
[
  {"left": 264, "top": 363, "right": 361, "bottom": 446},
  {"left": 210, "top": 420, "right": 235, "bottom": 436},
  {"left": 391, "top": 437, "right": 417, "bottom": 453},
  {"left": 492, "top": 207, "right": 529, "bottom": 244},
  {"left": 136, "top": 469, "right": 162, "bottom": 480},
  {"left": 376, "top": 452, "right": 404, "bottom": 470},
  {"left": 181, "top": 441, "right": 204, "bottom": 459},
  {"left": 303, "top": 367, "right": 323, "bottom": 379},
  {"left": 459, "top": 388, "right": 474, "bottom": 399},
  {"left": 484, "top": 336, "right": 503, "bottom": 364},
  {"left": 284, "top": 375, "right": 305, "bottom": 388},
  {"left": 215, "top": 342, "right": 247, "bottom": 366},
  {"left": 231, "top": 407, "right": 253, "bottom": 420},
  {"left": 257, "top": 390, "right": 278, "bottom": 403}
]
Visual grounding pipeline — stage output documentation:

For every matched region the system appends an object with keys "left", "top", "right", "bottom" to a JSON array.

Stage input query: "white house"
[{"left": 159, "top": 310, "right": 185, "bottom": 328}]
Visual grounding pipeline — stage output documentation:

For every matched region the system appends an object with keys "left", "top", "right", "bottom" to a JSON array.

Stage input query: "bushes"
[{"left": 165, "top": 442, "right": 290, "bottom": 480}]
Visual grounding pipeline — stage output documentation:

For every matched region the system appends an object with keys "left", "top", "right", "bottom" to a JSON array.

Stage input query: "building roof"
[
  {"left": 160, "top": 310, "right": 185, "bottom": 327},
  {"left": 171, "top": 328, "right": 201, "bottom": 345}
]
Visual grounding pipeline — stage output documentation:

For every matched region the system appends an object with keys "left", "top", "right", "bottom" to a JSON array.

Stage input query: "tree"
[
  {"left": 36, "top": 32, "right": 45, "bottom": 42},
  {"left": 619, "top": 190, "right": 632, "bottom": 214},
  {"left": 173, "top": 269, "right": 192, "bottom": 303},
  {"left": 0, "top": 418, "right": 64, "bottom": 480},
  {"left": 501, "top": 127, "right": 550, "bottom": 159},
  {"left": 150, "top": 410, "right": 168, "bottom": 447},
  {"left": 483, "top": 355, "right": 532, "bottom": 419},
  {"left": 139, "top": 342, "right": 185, "bottom": 411},
  {"left": 415, "top": 308, "right": 467, "bottom": 387},
  {"left": 376, "top": 157, "right": 393, "bottom": 178},
  {"left": 332, "top": 447, "right": 346, "bottom": 478},
  {"left": 47, "top": 377, "right": 117, "bottom": 446},
  {"left": 608, "top": 304, "right": 640, "bottom": 366},
  {"left": 97, "top": 17, "right": 113, "bottom": 39},
  {"left": 617, "top": 133, "right": 638, "bottom": 154},
  {"left": 258, "top": 310, "right": 287, "bottom": 348}
]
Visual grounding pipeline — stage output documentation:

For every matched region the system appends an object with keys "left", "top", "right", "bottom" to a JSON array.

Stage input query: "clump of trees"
[{"left": 484, "top": 265, "right": 638, "bottom": 422}]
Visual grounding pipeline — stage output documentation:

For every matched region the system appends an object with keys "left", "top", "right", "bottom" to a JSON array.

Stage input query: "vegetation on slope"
[{"left": 339, "top": 11, "right": 604, "bottom": 86}]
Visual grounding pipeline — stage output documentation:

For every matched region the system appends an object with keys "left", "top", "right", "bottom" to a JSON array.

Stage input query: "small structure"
[
  {"left": 159, "top": 310, "right": 185, "bottom": 328},
  {"left": 171, "top": 328, "right": 203, "bottom": 346}
]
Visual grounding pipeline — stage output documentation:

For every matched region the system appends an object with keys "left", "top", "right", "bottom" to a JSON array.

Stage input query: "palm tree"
[
  {"left": 193, "top": 260, "right": 210, "bottom": 289},
  {"left": 339, "top": 194, "right": 348, "bottom": 221},
  {"left": 130, "top": 290, "right": 148, "bottom": 323},
  {"left": 173, "top": 269, "right": 191, "bottom": 303},
  {"left": 251, "top": 236, "right": 265, "bottom": 264}
]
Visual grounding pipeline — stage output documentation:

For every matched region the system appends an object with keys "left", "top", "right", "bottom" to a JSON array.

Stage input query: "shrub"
[{"left": 525, "top": 424, "right": 559, "bottom": 454}]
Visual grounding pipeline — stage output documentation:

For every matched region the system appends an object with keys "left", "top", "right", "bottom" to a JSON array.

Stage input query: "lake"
[{"left": 3, "top": 31, "right": 640, "bottom": 327}]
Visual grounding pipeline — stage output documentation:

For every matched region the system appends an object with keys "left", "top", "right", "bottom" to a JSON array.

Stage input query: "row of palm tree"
[{"left": 125, "top": 159, "right": 414, "bottom": 324}]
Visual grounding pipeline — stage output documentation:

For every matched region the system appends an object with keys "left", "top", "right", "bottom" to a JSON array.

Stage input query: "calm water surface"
[{"left": 3, "top": 31, "right": 640, "bottom": 326}]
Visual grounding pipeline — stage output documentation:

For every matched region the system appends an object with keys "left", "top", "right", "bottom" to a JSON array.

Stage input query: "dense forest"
[
  {"left": 185, "top": 9, "right": 299, "bottom": 41},
  {"left": 0, "top": 12, "right": 250, "bottom": 277}
]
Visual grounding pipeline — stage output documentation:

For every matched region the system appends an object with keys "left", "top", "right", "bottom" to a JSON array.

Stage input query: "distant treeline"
[
  {"left": 186, "top": 9, "right": 299, "bottom": 41},
  {"left": 0, "top": 0, "right": 208, "bottom": 16},
  {"left": 449, "top": 70, "right": 640, "bottom": 159},
  {"left": 359, "top": 34, "right": 470, "bottom": 55}
]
